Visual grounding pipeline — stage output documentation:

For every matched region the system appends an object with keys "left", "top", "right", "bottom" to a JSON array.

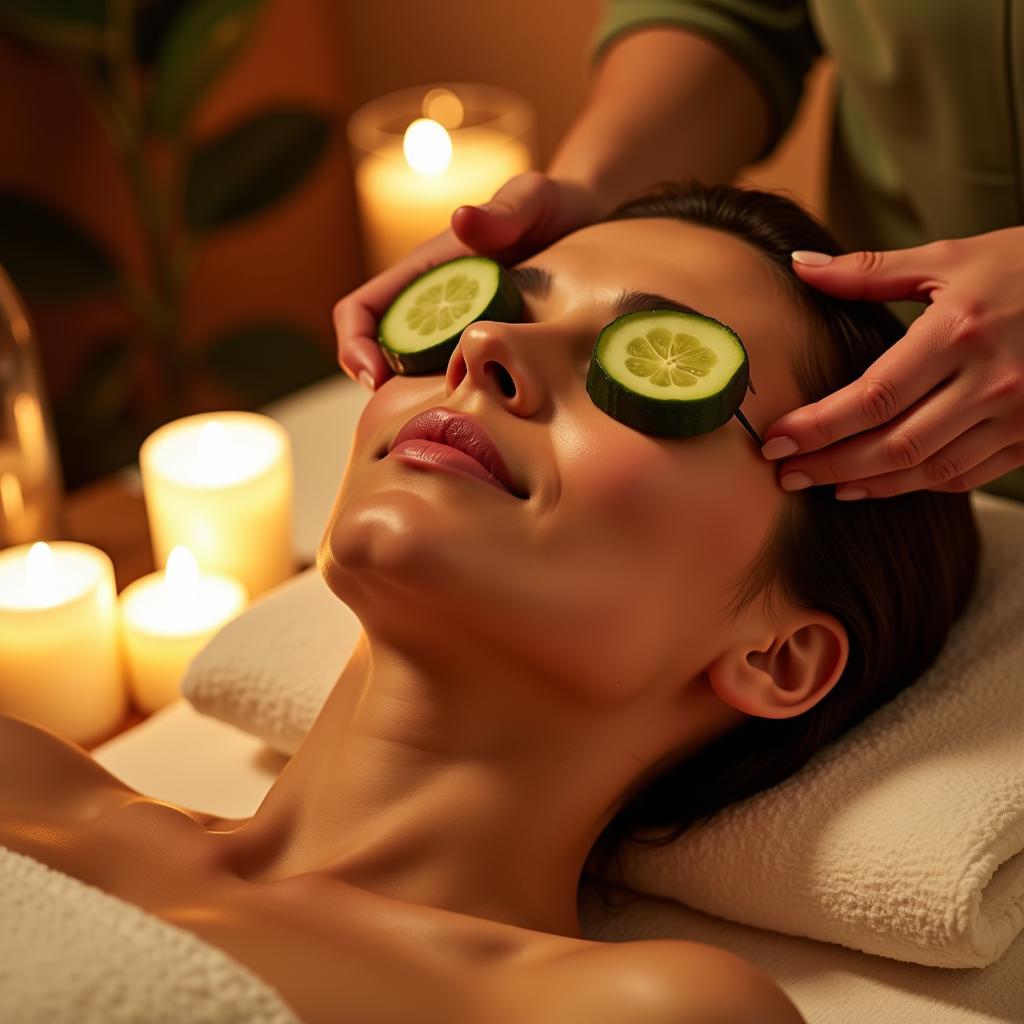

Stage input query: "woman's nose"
[{"left": 445, "top": 321, "right": 544, "bottom": 417}]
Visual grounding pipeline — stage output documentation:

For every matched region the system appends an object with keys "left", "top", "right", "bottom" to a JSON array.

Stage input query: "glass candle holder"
[
  {"left": 348, "top": 82, "right": 536, "bottom": 276},
  {"left": 0, "top": 264, "right": 64, "bottom": 547}
]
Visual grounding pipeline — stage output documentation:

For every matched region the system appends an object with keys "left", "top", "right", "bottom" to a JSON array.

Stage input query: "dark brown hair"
[{"left": 580, "top": 182, "right": 980, "bottom": 909}]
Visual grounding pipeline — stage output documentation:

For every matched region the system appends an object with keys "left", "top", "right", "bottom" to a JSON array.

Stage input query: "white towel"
[
  {"left": 186, "top": 566, "right": 360, "bottom": 756},
  {"left": 0, "top": 844, "right": 301, "bottom": 1024},
  {"left": 183, "top": 491, "right": 1024, "bottom": 968}
]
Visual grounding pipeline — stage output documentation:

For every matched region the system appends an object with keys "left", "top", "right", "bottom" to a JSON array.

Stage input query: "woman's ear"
[{"left": 705, "top": 612, "right": 849, "bottom": 720}]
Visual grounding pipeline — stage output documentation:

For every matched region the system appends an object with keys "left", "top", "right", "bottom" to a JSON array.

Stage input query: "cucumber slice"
[
  {"left": 378, "top": 256, "right": 523, "bottom": 375},
  {"left": 586, "top": 309, "right": 749, "bottom": 438}
]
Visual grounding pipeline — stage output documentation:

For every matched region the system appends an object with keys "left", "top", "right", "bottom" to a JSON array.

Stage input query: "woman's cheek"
[
  {"left": 550, "top": 418, "right": 670, "bottom": 596},
  {"left": 350, "top": 375, "right": 443, "bottom": 458},
  {"left": 551, "top": 410, "right": 756, "bottom": 622},
  {"left": 559, "top": 412, "right": 717, "bottom": 542}
]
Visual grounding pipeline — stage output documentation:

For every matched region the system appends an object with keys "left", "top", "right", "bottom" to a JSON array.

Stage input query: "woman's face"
[{"left": 321, "top": 217, "right": 809, "bottom": 708}]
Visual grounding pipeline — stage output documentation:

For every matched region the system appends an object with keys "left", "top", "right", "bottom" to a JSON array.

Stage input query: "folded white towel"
[
  {"left": 183, "top": 491, "right": 1024, "bottom": 968},
  {"left": 0, "top": 844, "right": 300, "bottom": 1023}
]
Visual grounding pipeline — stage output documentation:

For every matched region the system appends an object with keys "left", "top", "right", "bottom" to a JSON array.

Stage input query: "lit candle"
[
  {"left": 119, "top": 545, "right": 248, "bottom": 713},
  {"left": 139, "top": 411, "right": 294, "bottom": 598},
  {"left": 349, "top": 84, "right": 534, "bottom": 275},
  {"left": 0, "top": 541, "right": 125, "bottom": 745}
]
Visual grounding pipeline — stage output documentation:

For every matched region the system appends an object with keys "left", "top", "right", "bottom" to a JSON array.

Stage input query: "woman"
[
  {"left": 0, "top": 185, "right": 979, "bottom": 1024},
  {"left": 335, "top": 4, "right": 1024, "bottom": 504}
]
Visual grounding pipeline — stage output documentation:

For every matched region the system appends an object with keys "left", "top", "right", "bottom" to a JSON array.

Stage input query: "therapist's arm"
[{"left": 546, "top": 25, "right": 772, "bottom": 212}]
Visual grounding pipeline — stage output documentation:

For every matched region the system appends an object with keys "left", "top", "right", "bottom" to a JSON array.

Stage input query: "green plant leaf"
[
  {"left": 134, "top": 0, "right": 190, "bottom": 66},
  {"left": 149, "top": 0, "right": 267, "bottom": 133},
  {"left": 72, "top": 333, "right": 136, "bottom": 421},
  {"left": 53, "top": 332, "right": 147, "bottom": 488},
  {"left": 0, "top": 192, "right": 119, "bottom": 300},
  {"left": 184, "top": 108, "right": 329, "bottom": 231},
  {"left": 203, "top": 321, "right": 335, "bottom": 405},
  {"left": 0, "top": 0, "right": 108, "bottom": 51}
]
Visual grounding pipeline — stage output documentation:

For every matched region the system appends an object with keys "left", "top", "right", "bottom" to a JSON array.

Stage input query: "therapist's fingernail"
[
  {"left": 780, "top": 472, "right": 813, "bottom": 491},
  {"left": 791, "top": 250, "right": 833, "bottom": 266},
  {"left": 761, "top": 436, "right": 799, "bottom": 459},
  {"left": 836, "top": 487, "right": 868, "bottom": 501},
  {"left": 358, "top": 369, "right": 376, "bottom": 392}
]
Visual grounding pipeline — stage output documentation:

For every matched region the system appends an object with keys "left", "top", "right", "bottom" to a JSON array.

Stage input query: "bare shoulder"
[
  {"left": 0, "top": 712, "right": 244, "bottom": 830},
  {"left": 603, "top": 939, "right": 806, "bottom": 1024},
  {"left": 0, "top": 712, "right": 133, "bottom": 816},
  {"left": 498, "top": 937, "right": 806, "bottom": 1024}
]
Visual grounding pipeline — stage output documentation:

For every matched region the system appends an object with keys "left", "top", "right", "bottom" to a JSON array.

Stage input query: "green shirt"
[
  {"left": 588, "top": 0, "right": 1024, "bottom": 253},
  {"left": 588, "top": 1, "right": 1024, "bottom": 503}
]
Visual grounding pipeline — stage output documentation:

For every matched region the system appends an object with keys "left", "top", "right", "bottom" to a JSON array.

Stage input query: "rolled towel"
[
  {"left": 185, "top": 566, "right": 358, "bottom": 756},
  {"left": 183, "top": 492, "right": 1024, "bottom": 968},
  {"left": 0, "top": 844, "right": 300, "bottom": 1024}
]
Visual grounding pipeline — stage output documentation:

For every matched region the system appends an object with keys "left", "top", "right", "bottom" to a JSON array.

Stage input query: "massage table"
[{"left": 90, "top": 373, "right": 1024, "bottom": 1024}]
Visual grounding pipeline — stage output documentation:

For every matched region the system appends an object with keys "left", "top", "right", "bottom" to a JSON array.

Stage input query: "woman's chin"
[
  {"left": 317, "top": 450, "right": 532, "bottom": 629},
  {"left": 315, "top": 482, "right": 474, "bottom": 615}
]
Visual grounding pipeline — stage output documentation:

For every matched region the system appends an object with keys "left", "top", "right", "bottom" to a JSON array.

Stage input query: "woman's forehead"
[
  {"left": 537, "top": 217, "right": 803, "bottom": 348},
  {"left": 546, "top": 218, "right": 778, "bottom": 303}
]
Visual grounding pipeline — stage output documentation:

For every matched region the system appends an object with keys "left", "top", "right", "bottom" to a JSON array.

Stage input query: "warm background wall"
[{"left": 0, "top": 0, "right": 832, "bottom": 490}]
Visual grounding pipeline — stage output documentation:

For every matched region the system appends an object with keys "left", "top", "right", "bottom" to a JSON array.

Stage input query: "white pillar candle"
[
  {"left": 139, "top": 411, "right": 294, "bottom": 598},
  {"left": 354, "top": 129, "right": 531, "bottom": 275},
  {"left": 0, "top": 541, "right": 125, "bottom": 746},
  {"left": 349, "top": 84, "right": 534, "bottom": 276},
  {"left": 119, "top": 545, "right": 248, "bottom": 714}
]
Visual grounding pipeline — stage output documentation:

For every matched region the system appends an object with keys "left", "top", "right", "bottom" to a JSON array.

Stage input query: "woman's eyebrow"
[{"left": 508, "top": 264, "right": 702, "bottom": 319}]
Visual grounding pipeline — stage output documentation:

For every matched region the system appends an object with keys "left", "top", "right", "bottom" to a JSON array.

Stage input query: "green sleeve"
[{"left": 587, "top": 0, "right": 821, "bottom": 156}]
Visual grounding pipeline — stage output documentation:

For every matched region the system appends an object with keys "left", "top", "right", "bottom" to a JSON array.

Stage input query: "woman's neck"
[{"left": 214, "top": 629, "right": 727, "bottom": 938}]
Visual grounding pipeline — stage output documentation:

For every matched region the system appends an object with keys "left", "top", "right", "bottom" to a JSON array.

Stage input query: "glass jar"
[
  {"left": 347, "top": 82, "right": 536, "bottom": 276},
  {"left": 0, "top": 264, "right": 64, "bottom": 547}
]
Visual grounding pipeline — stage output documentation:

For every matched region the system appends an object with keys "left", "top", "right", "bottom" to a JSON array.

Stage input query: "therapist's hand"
[
  {"left": 759, "top": 226, "right": 1024, "bottom": 498},
  {"left": 333, "top": 171, "right": 607, "bottom": 390}
]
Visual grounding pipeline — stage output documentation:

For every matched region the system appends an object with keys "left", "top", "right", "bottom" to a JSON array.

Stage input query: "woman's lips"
[
  {"left": 386, "top": 407, "right": 528, "bottom": 498},
  {"left": 387, "top": 438, "right": 515, "bottom": 495}
]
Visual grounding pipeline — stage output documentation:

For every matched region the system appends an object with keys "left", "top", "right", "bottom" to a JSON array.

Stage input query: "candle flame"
[
  {"left": 403, "top": 118, "right": 452, "bottom": 176},
  {"left": 165, "top": 545, "right": 199, "bottom": 604},
  {"left": 25, "top": 540, "right": 55, "bottom": 603},
  {"left": 422, "top": 88, "right": 463, "bottom": 129},
  {"left": 197, "top": 419, "right": 232, "bottom": 479}
]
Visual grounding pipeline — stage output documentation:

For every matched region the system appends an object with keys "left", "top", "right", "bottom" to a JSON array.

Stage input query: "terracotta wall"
[{"left": 0, "top": 0, "right": 832, "bottom": 486}]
